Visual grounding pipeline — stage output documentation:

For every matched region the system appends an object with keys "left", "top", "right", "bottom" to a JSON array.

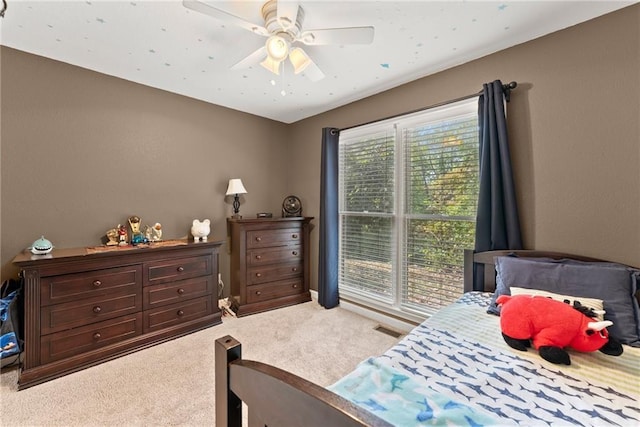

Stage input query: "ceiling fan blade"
[
  {"left": 299, "top": 26, "right": 375, "bottom": 46},
  {"left": 302, "top": 58, "right": 325, "bottom": 82},
  {"left": 231, "top": 46, "right": 267, "bottom": 70},
  {"left": 183, "top": 0, "right": 269, "bottom": 36},
  {"left": 276, "top": 0, "right": 300, "bottom": 31}
]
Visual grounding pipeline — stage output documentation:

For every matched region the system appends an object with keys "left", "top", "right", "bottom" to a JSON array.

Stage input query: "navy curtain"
[
  {"left": 318, "top": 127, "right": 340, "bottom": 308},
  {"left": 474, "top": 80, "right": 523, "bottom": 290}
]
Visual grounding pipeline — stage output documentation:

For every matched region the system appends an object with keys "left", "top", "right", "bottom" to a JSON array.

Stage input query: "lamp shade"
[
  {"left": 265, "top": 35, "right": 289, "bottom": 61},
  {"left": 289, "top": 47, "right": 311, "bottom": 74},
  {"left": 260, "top": 55, "right": 282, "bottom": 75},
  {"left": 226, "top": 179, "right": 247, "bottom": 196}
]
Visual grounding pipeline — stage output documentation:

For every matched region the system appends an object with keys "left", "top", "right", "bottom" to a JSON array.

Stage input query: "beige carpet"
[{"left": 0, "top": 301, "right": 401, "bottom": 426}]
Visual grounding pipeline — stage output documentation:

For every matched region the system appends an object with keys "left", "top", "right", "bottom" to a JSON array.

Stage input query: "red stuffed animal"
[{"left": 497, "top": 294, "right": 623, "bottom": 365}]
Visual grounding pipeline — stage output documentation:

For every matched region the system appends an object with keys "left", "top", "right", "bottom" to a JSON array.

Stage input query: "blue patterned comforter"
[
  {"left": 330, "top": 356, "right": 501, "bottom": 426},
  {"left": 330, "top": 292, "right": 640, "bottom": 426}
]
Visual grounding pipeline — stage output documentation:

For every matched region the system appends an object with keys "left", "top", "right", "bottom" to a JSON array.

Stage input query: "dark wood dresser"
[
  {"left": 228, "top": 217, "right": 313, "bottom": 316},
  {"left": 12, "top": 239, "right": 223, "bottom": 389}
]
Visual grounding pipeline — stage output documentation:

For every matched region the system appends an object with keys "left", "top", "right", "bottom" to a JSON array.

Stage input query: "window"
[{"left": 338, "top": 98, "right": 479, "bottom": 321}]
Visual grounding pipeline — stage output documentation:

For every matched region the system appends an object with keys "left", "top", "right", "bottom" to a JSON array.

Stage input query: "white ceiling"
[{"left": 0, "top": 1, "right": 633, "bottom": 123}]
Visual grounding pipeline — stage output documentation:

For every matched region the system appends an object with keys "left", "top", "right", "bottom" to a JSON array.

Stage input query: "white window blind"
[
  {"left": 339, "top": 128, "right": 395, "bottom": 302},
  {"left": 338, "top": 98, "right": 479, "bottom": 320}
]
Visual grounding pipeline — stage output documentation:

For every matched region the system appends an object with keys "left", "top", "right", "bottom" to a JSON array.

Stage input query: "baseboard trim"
[{"left": 309, "top": 290, "right": 415, "bottom": 333}]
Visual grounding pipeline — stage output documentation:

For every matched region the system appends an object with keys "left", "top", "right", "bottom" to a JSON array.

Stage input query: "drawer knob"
[
  {"left": 93, "top": 332, "right": 101, "bottom": 340},
  {"left": 177, "top": 288, "right": 185, "bottom": 295},
  {"left": 292, "top": 251, "right": 298, "bottom": 256},
  {"left": 256, "top": 273, "right": 262, "bottom": 277},
  {"left": 177, "top": 310, "right": 185, "bottom": 316},
  {"left": 292, "top": 284, "right": 298, "bottom": 289},
  {"left": 292, "top": 267, "right": 298, "bottom": 272},
  {"left": 93, "top": 280, "right": 102, "bottom": 287},
  {"left": 255, "top": 237, "right": 262, "bottom": 242},
  {"left": 255, "top": 291, "right": 262, "bottom": 296},
  {"left": 93, "top": 306, "right": 102, "bottom": 313},
  {"left": 177, "top": 266, "right": 185, "bottom": 272},
  {"left": 292, "top": 234, "right": 298, "bottom": 239},
  {"left": 256, "top": 255, "right": 262, "bottom": 260}
]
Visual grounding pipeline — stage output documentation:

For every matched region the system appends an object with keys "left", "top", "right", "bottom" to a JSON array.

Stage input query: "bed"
[{"left": 215, "top": 250, "right": 640, "bottom": 426}]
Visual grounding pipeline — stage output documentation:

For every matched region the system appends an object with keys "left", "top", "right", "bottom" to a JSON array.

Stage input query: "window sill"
[{"left": 310, "top": 290, "right": 422, "bottom": 333}]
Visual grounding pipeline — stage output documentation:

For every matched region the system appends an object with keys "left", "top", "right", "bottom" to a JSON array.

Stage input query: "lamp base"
[{"left": 231, "top": 195, "right": 242, "bottom": 220}]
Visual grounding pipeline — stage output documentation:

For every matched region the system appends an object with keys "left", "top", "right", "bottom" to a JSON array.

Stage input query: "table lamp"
[{"left": 226, "top": 179, "right": 248, "bottom": 219}]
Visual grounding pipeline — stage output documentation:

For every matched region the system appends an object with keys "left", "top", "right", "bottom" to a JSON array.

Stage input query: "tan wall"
[
  {"left": 288, "top": 3, "right": 640, "bottom": 290},
  {"left": 2, "top": 5, "right": 639, "bottom": 289},
  {"left": 0, "top": 47, "right": 290, "bottom": 284}
]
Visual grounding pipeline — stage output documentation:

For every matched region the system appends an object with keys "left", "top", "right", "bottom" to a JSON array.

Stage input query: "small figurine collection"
[
  {"left": 29, "top": 216, "right": 213, "bottom": 255},
  {"left": 104, "top": 216, "right": 211, "bottom": 246},
  {"left": 105, "top": 215, "right": 164, "bottom": 247}
]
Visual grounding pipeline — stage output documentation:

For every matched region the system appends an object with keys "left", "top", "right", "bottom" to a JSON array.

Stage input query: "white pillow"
[{"left": 510, "top": 287, "right": 605, "bottom": 321}]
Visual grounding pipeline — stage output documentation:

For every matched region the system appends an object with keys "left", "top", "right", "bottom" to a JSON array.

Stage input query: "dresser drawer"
[
  {"left": 143, "top": 296, "right": 214, "bottom": 333},
  {"left": 246, "top": 279, "right": 304, "bottom": 304},
  {"left": 41, "top": 291, "right": 142, "bottom": 335},
  {"left": 40, "top": 265, "right": 142, "bottom": 306},
  {"left": 40, "top": 313, "right": 143, "bottom": 364},
  {"left": 247, "top": 262, "right": 303, "bottom": 285},
  {"left": 145, "top": 254, "right": 212, "bottom": 286},
  {"left": 143, "top": 276, "right": 213, "bottom": 309},
  {"left": 247, "top": 246, "right": 302, "bottom": 266},
  {"left": 247, "top": 228, "right": 301, "bottom": 249}
]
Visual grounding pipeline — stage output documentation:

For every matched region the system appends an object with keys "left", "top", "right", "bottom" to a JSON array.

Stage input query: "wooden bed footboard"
[{"left": 215, "top": 335, "right": 392, "bottom": 427}]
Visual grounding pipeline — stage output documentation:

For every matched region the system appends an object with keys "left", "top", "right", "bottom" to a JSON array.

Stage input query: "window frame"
[{"left": 338, "top": 97, "right": 479, "bottom": 322}]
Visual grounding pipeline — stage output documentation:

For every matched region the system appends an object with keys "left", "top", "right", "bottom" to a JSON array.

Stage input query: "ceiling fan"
[{"left": 183, "top": 0, "right": 374, "bottom": 82}]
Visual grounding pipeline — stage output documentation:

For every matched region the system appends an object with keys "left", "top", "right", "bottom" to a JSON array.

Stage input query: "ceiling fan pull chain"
[{"left": 280, "top": 62, "right": 286, "bottom": 97}]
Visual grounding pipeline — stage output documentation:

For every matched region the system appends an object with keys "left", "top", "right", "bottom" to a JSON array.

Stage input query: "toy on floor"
[{"left": 497, "top": 294, "right": 623, "bottom": 365}]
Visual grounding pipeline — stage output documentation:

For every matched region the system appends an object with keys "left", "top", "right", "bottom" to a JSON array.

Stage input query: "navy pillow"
[
  {"left": 488, "top": 256, "right": 640, "bottom": 347},
  {"left": 487, "top": 256, "right": 557, "bottom": 315}
]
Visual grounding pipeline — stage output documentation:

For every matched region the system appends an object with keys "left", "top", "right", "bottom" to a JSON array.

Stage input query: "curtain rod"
[{"left": 338, "top": 81, "right": 517, "bottom": 133}]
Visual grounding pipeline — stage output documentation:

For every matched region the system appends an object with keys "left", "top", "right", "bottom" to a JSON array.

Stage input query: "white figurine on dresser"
[{"left": 191, "top": 219, "right": 211, "bottom": 242}]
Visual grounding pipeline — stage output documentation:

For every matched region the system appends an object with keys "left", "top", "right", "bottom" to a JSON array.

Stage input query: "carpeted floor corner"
[{"left": 0, "top": 301, "right": 401, "bottom": 426}]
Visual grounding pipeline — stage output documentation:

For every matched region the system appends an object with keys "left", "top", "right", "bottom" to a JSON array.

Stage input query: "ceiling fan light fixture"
[
  {"left": 260, "top": 55, "right": 282, "bottom": 75},
  {"left": 265, "top": 34, "right": 289, "bottom": 62},
  {"left": 289, "top": 47, "right": 311, "bottom": 74}
]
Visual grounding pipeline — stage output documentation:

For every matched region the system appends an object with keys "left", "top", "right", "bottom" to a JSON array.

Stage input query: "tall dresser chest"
[{"left": 227, "top": 217, "right": 313, "bottom": 316}]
